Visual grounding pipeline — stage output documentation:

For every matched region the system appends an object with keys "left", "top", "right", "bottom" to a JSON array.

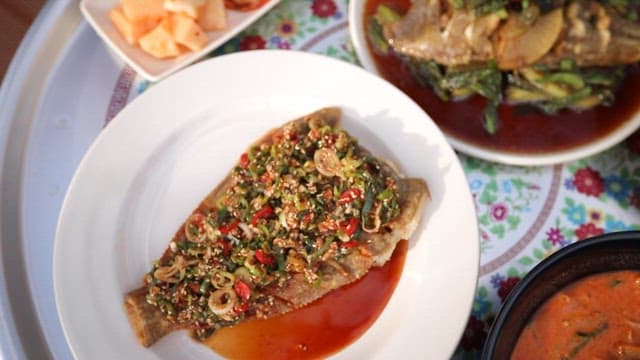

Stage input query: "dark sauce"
[
  {"left": 201, "top": 240, "right": 408, "bottom": 359},
  {"left": 364, "top": 0, "right": 640, "bottom": 154}
]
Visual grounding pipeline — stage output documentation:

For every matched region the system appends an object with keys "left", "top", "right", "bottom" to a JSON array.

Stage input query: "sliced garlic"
[{"left": 314, "top": 148, "right": 342, "bottom": 177}]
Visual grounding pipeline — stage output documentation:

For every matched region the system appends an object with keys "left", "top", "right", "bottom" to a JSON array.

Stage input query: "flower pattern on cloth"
[
  {"left": 457, "top": 145, "right": 640, "bottom": 357},
  {"left": 311, "top": 0, "right": 338, "bottom": 18},
  {"left": 572, "top": 166, "right": 605, "bottom": 197},
  {"left": 239, "top": 34, "right": 267, "bottom": 50},
  {"left": 126, "top": 1, "right": 640, "bottom": 356},
  {"left": 212, "top": 0, "right": 354, "bottom": 62}
]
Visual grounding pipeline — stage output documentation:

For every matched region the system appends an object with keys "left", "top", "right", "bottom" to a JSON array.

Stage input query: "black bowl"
[{"left": 482, "top": 230, "right": 640, "bottom": 359}]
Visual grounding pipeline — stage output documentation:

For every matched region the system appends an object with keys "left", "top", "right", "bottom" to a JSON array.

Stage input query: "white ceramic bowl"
[{"left": 348, "top": 0, "right": 640, "bottom": 166}]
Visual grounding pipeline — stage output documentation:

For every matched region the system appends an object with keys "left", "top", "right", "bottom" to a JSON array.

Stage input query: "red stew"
[
  {"left": 202, "top": 240, "right": 408, "bottom": 359},
  {"left": 363, "top": 0, "right": 640, "bottom": 154},
  {"left": 512, "top": 270, "right": 640, "bottom": 359}
]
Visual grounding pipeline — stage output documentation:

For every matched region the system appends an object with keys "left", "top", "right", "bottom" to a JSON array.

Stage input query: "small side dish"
[
  {"left": 512, "top": 270, "right": 640, "bottom": 359},
  {"left": 109, "top": 0, "right": 265, "bottom": 59},
  {"left": 123, "top": 107, "right": 429, "bottom": 355},
  {"left": 80, "top": 0, "right": 280, "bottom": 80}
]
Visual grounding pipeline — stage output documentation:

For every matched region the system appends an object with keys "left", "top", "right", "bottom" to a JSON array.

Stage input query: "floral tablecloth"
[{"left": 113, "top": 0, "right": 640, "bottom": 356}]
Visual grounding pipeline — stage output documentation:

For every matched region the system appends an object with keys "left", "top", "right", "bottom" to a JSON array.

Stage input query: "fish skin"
[
  {"left": 124, "top": 288, "right": 184, "bottom": 347},
  {"left": 124, "top": 108, "right": 430, "bottom": 347},
  {"left": 384, "top": 0, "right": 640, "bottom": 69},
  {"left": 261, "top": 178, "right": 430, "bottom": 315}
]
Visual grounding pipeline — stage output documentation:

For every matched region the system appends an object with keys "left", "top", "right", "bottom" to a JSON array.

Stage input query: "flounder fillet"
[
  {"left": 384, "top": 0, "right": 640, "bottom": 69},
  {"left": 124, "top": 107, "right": 429, "bottom": 347}
]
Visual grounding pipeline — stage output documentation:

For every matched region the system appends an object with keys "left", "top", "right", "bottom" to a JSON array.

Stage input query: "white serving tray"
[{"left": 0, "top": 1, "right": 120, "bottom": 358}]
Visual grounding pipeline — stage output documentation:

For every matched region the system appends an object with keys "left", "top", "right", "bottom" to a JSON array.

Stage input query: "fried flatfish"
[{"left": 124, "top": 107, "right": 429, "bottom": 347}]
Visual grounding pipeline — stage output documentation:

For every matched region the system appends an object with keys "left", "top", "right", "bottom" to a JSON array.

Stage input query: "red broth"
[
  {"left": 512, "top": 270, "right": 640, "bottom": 359},
  {"left": 201, "top": 240, "right": 408, "bottom": 359},
  {"left": 363, "top": 0, "right": 640, "bottom": 154}
]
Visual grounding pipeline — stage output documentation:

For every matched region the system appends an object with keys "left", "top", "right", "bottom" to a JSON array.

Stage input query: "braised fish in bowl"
[{"left": 368, "top": 0, "right": 640, "bottom": 134}]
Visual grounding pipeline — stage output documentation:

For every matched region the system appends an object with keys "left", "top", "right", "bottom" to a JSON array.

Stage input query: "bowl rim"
[{"left": 482, "top": 230, "right": 640, "bottom": 359}]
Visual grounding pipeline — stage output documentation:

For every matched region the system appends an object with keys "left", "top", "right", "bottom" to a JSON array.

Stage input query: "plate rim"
[
  {"left": 53, "top": 49, "right": 479, "bottom": 359},
  {"left": 347, "top": 0, "right": 640, "bottom": 166}
]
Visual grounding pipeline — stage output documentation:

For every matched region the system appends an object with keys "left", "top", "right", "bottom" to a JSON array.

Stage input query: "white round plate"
[
  {"left": 53, "top": 50, "right": 478, "bottom": 360},
  {"left": 348, "top": 0, "right": 640, "bottom": 166}
]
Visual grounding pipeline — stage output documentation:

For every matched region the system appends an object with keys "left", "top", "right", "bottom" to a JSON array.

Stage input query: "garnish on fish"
[
  {"left": 369, "top": 0, "right": 640, "bottom": 134},
  {"left": 124, "top": 107, "right": 430, "bottom": 347}
]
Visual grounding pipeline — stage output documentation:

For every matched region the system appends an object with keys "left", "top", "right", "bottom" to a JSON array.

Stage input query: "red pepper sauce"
[
  {"left": 201, "top": 240, "right": 408, "bottom": 359},
  {"left": 363, "top": 0, "right": 640, "bottom": 154},
  {"left": 512, "top": 270, "right": 640, "bottom": 359}
]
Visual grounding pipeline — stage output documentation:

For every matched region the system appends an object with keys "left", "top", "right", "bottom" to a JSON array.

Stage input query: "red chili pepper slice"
[
  {"left": 251, "top": 205, "right": 274, "bottom": 226},
  {"left": 239, "top": 153, "right": 249, "bottom": 168},
  {"left": 340, "top": 218, "right": 360, "bottom": 236},
  {"left": 289, "top": 132, "right": 299, "bottom": 144},
  {"left": 219, "top": 219, "right": 240, "bottom": 235},
  {"left": 255, "top": 249, "right": 274, "bottom": 265},
  {"left": 338, "top": 188, "right": 362, "bottom": 205},
  {"left": 188, "top": 283, "right": 201, "bottom": 293},
  {"left": 340, "top": 240, "right": 359, "bottom": 249},
  {"left": 302, "top": 212, "right": 313, "bottom": 226},
  {"left": 260, "top": 172, "right": 271, "bottom": 184},
  {"left": 218, "top": 238, "right": 231, "bottom": 256},
  {"left": 234, "top": 280, "right": 251, "bottom": 301}
]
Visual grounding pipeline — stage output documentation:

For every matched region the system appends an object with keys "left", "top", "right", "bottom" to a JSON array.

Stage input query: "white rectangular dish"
[{"left": 80, "top": 0, "right": 280, "bottom": 81}]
